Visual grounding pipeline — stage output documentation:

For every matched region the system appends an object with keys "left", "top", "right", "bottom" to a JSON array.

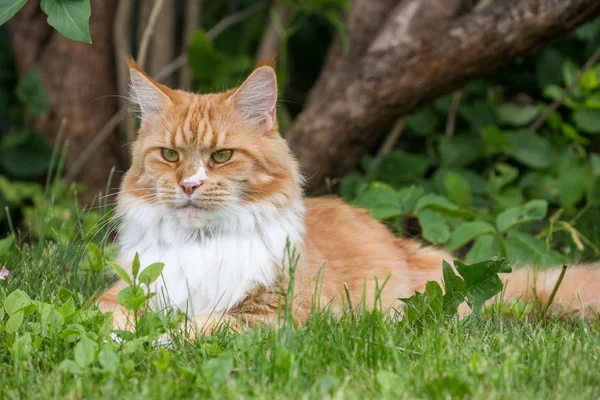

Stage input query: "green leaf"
[
  {"left": 503, "top": 130, "right": 557, "bottom": 169},
  {"left": 445, "top": 222, "right": 496, "bottom": 252},
  {"left": 188, "top": 29, "right": 225, "bottom": 80},
  {"left": 396, "top": 186, "right": 425, "bottom": 214},
  {"left": 487, "top": 164, "right": 519, "bottom": 194},
  {"left": 352, "top": 184, "right": 403, "bottom": 220},
  {"left": 59, "top": 359, "right": 82, "bottom": 374},
  {"left": 417, "top": 210, "right": 450, "bottom": 244},
  {"left": 441, "top": 261, "right": 467, "bottom": 316},
  {"left": 117, "top": 286, "right": 146, "bottom": 311},
  {"left": 74, "top": 337, "right": 97, "bottom": 368},
  {"left": 444, "top": 172, "right": 471, "bottom": 208},
  {"left": 536, "top": 48, "right": 564, "bottom": 90},
  {"left": 3, "top": 290, "right": 31, "bottom": 316},
  {"left": 40, "top": 0, "right": 91, "bottom": 43},
  {"left": 591, "top": 154, "right": 600, "bottom": 176},
  {"left": 339, "top": 173, "right": 364, "bottom": 201},
  {"left": 373, "top": 151, "right": 430, "bottom": 187},
  {"left": 588, "top": 177, "right": 600, "bottom": 206},
  {"left": 585, "top": 93, "right": 600, "bottom": 109},
  {"left": 108, "top": 261, "right": 132, "bottom": 286},
  {"left": 15, "top": 69, "right": 50, "bottom": 115},
  {"left": 138, "top": 262, "right": 165, "bottom": 285},
  {"left": 496, "top": 199, "right": 548, "bottom": 232},
  {"left": 98, "top": 346, "right": 120, "bottom": 373},
  {"left": 5, "top": 310, "right": 24, "bottom": 333},
  {"left": 506, "top": 231, "right": 565, "bottom": 267},
  {"left": 562, "top": 59, "right": 579, "bottom": 86},
  {"left": 11, "top": 333, "right": 32, "bottom": 361},
  {"left": 400, "top": 281, "right": 443, "bottom": 324},
  {"left": 482, "top": 125, "right": 513, "bottom": 150},
  {"left": 407, "top": 107, "right": 439, "bottom": 135},
  {"left": 414, "top": 194, "right": 473, "bottom": 218},
  {"left": 0, "top": 131, "right": 53, "bottom": 179},
  {"left": 464, "top": 235, "right": 504, "bottom": 264},
  {"left": 557, "top": 152, "right": 590, "bottom": 207},
  {"left": 458, "top": 101, "right": 497, "bottom": 131},
  {"left": 131, "top": 253, "right": 141, "bottom": 280},
  {"left": 438, "top": 135, "right": 484, "bottom": 168},
  {"left": 454, "top": 258, "right": 511, "bottom": 314},
  {"left": 0, "top": 235, "right": 13, "bottom": 257},
  {"left": 0, "top": 0, "right": 27, "bottom": 26},
  {"left": 496, "top": 104, "right": 539, "bottom": 127},
  {"left": 573, "top": 108, "right": 600, "bottom": 134}
]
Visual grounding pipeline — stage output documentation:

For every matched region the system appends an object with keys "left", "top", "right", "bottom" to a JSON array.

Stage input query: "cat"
[{"left": 97, "top": 59, "right": 600, "bottom": 336}]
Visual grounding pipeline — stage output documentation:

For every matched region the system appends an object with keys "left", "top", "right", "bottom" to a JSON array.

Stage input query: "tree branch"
[{"left": 287, "top": 0, "right": 600, "bottom": 190}]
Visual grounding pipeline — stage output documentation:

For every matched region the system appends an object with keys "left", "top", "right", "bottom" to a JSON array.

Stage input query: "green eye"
[
  {"left": 161, "top": 148, "right": 179, "bottom": 162},
  {"left": 212, "top": 149, "right": 233, "bottom": 164}
]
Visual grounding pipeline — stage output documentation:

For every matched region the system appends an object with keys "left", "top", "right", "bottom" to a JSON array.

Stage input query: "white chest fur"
[{"left": 116, "top": 196, "right": 305, "bottom": 315}]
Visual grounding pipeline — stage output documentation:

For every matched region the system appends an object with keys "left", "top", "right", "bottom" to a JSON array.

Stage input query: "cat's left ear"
[{"left": 230, "top": 66, "right": 277, "bottom": 131}]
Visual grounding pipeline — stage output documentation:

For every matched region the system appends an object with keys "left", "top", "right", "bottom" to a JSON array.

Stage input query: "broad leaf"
[
  {"left": 465, "top": 234, "right": 504, "bottom": 264},
  {"left": 505, "top": 231, "right": 565, "bottom": 267},
  {"left": 441, "top": 261, "right": 467, "bottom": 316},
  {"left": 444, "top": 172, "right": 471, "bottom": 208},
  {"left": 503, "top": 130, "right": 557, "bottom": 169},
  {"left": 40, "top": 0, "right": 92, "bottom": 43},
  {"left": 454, "top": 259, "right": 511, "bottom": 314},
  {"left": 417, "top": 210, "right": 450, "bottom": 244},
  {"left": 108, "top": 261, "right": 132, "bottom": 286},
  {"left": 415, "top": 194, "right": 473, "bottom": 218},
  {"left": 573, "top": 108, "right": 600, "bottom": 134},
  {"left": 400, "top": 281, "right": 443, "bottom": 324},
  {"left": 74, "top": 337, "right": 97, "bottom": 368},
  {"left": 373, "top": 150, "right": 430, "bottom": 187},
  {"left": 353, "top": 184, "right": 403, "bottom": 220},
  {"left": 117, "top": 286, "right": 146, "bottom": 311},
  {"left": 496, "top": 104, "right": 539, "bottom": 127},
  {"left": 0, "top": 0, "right": 27, "bottom": 26},
  {"left": 3, "top": 290, "right": 31, "bottom": 316},
  {"left": 438, "top": 135, "right": 484, "bottom": 168},
  {"left": 496, "top": 199, "right": 548, "bottom": 232},
  {"left": 445, "top": 221, "right": 496, "bottom": 252},
  {"left": 557, "top": 152, "right": 590, "bottom": 207},
  {"left": 138, "top": 262, "right": 165, "bottom": 285}
]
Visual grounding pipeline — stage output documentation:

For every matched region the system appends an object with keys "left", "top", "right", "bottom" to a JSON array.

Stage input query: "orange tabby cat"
[{"left": 98, "top": 59, "right": 600, "bottom": 335}]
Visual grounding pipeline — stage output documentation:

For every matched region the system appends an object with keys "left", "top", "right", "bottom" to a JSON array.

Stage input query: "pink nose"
[{"left": 180, "top": 182, "right": 200, "bottom": 195}]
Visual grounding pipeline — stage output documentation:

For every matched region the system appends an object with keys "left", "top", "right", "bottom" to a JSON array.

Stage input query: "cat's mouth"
[{"left": 178, "top": 203, "right": 209, "bottom": 212}]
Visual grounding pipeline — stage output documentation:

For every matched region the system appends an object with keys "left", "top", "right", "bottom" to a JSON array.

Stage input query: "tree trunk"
[
  {"left": 286, "top": 0, "right": 600, "bottom": 191},
  {"left": 8, "top": 0, "right": 122, "bottom": 193}
]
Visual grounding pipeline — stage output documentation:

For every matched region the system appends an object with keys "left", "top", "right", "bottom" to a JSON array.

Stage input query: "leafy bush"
[{"left": 340, "top": 20, "right": 600, "bottom": 266}]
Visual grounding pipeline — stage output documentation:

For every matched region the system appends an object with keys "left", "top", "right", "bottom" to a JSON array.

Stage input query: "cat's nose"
[{"left": 180, "top": 182, "right": 201, "bottom": 195}]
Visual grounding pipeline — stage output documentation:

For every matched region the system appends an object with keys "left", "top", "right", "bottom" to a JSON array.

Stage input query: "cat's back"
[{"left": 303, "top": 196, "right": 406, "bottom": 270}]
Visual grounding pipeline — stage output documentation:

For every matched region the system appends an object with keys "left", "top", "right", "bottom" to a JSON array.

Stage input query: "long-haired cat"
[{"left": 98, "top": 59, "right": 600, "bottom": 335}]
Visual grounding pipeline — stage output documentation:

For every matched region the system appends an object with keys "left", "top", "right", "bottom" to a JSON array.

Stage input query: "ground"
[{"left": 1, "top": 239, "right": 599, "bottom": 399}]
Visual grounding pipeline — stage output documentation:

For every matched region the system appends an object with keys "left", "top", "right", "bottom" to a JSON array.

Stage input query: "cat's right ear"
[{"left": 126, "top": 57, "right": 174, "bottom": 126}]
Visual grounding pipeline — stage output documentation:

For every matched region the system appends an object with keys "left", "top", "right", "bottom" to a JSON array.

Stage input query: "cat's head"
[{"left": 119, "top": 59, "right": 302, "bottom": 227}]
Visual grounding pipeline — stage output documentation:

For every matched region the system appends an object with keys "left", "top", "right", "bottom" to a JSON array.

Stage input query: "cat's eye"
[
  {"left": 212, "top": 149, "right": 233, "bottom": 164},
  {"left": 161, "top": 148, "right": 179, "bottom": 162}
]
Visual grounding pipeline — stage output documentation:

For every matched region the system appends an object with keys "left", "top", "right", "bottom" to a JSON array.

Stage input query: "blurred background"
[{"left": 1, "top": 0, "right": 600, "bottom": 266}]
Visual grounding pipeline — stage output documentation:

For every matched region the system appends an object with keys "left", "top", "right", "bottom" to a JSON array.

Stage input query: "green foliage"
[
  {"left": 400, "top": 258, "right": 511, "bottom": 324},
  {"left": 0, "top": 0, "right": 91, "bottom": 43},
  {"left": 341, "top": 22, "right": 600, "bottom": 266}
]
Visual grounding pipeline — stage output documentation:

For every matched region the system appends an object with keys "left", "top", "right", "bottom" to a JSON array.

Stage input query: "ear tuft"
[
  {"left": 231, "top": 66, "right": 278, "bottom": 131},
  {"left": 126, "top": 57, "right": 172, "bottom": 126}
]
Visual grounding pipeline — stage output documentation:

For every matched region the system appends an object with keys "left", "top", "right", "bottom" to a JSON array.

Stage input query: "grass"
[{"left": 0, "top": 193, "right": 599, "bottom": 399}]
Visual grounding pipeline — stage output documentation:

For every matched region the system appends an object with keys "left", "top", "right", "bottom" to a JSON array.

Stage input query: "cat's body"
[{"left": 98, "top": 60, "right": 600, "bottom": 334}]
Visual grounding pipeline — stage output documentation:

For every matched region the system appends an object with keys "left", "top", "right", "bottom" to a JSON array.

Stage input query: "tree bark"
[
  {"left": 8, "top": 0, "right": 122, "bottom": 193},
  {"left": 286, "top": 0, "right": 600, "bottom": 191}
]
